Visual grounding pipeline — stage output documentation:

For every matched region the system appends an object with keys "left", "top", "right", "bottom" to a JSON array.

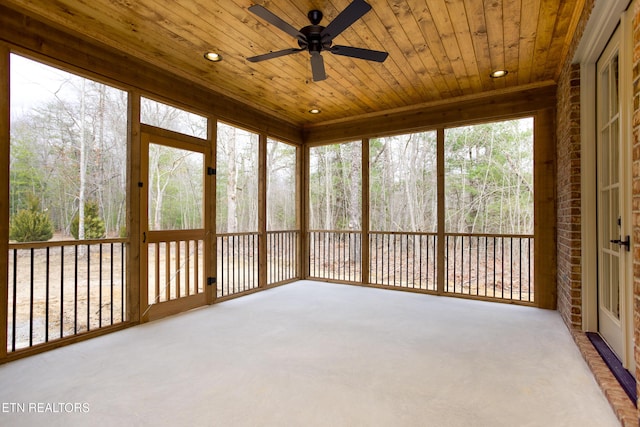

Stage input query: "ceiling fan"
[{"left": 247, "top": 0, "right": 389, "bottom": 82}]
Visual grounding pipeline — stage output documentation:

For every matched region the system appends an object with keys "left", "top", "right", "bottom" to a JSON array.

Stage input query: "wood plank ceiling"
[{"left": 3, "top": 0, "right": 583, "bottom": 127}]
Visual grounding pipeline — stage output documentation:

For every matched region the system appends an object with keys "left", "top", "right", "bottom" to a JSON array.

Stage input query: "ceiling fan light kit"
[{"left": 247, "top": 0, "right": 389, "bottom": 82}]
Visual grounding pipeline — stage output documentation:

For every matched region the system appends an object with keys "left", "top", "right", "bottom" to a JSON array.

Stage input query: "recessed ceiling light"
[
  {"left": 309, "top": 108, "right": 321, "bottom": 114},
  {"left": 204, "top": 52, "right": 222, "bottom": 62},
  {"left": 490, "top": 69, "right": 508, "bottom": 78}
]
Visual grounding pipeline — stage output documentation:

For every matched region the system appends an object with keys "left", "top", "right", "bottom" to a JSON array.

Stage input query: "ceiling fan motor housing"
[
  {"left": 299, "top": 26, "right": 329, "bottom": 52},
  {"left": 299, "top": 11, "right": 331, "bottom": 53}
]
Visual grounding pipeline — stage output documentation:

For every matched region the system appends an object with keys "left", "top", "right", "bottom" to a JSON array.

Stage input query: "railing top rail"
[
  {"left": 9, "top": 238, "right": 127, "bottom": 250},
  {"left": 216, "top": 231, "right": 260, "bottom": 237},
  {"left": 307, "top": 230, "right": 532, "bottom": 239},
  {"left": 369, "top": 230, "right": 437, "bottom": 236},
  {"left": 444, "top": 232, "right": 534, "bottom": 239},
  {"left": 266, "top": 230, "right": 300, "bottom": 234},
  {"left": 308, "top": 229, "right": 363, "bottom": 234}
]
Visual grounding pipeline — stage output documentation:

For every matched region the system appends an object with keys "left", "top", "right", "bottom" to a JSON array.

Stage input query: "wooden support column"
[
  {"left": 0, "top": 44, "right": 10, "bottom": 358},
  {"left": 126, "top": 91, "right": 141, "bottom": 323},
  {"left": 206, "top": 118, "right": 217, "bottom": 304},
  {"left": 298, "top": 145, "right": 310, "bottom": 279},
  {"left": 534, "top": 108, "right": 557, "bottom": 309},
  {"left": 297, "top": 144, "right": 308, "bottom": 279},
  {"left": 361, "top": 138, "right": 370, "bottom": 285},
  {"left": 437, "top": 128, "right": 446, "bottom": 294},
  {"left": 258, "top": 133, "right": 267, "bottom": 288}
]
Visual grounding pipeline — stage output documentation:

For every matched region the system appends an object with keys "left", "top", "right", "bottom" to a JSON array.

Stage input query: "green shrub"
[
  {"left": 71, "top": 201, "right": 106, "bottom": 239},
  {"left": 9, "top": 197, "right": 53, "bottom": 242}
]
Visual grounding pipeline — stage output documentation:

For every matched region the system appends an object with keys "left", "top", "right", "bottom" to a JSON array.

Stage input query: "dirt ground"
[{"left": 8, "top": 243, "right": 126, "bottom": 351}]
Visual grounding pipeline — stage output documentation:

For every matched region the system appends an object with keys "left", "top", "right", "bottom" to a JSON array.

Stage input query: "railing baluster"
[
  {"left": 528, "top": 238, "right": 532, "bottom": 301},
  {"left": 109, "top": 243, "right": 113, "bottom": 325},
  {"left": 74, "top": 245, "right": 78, "bottom": 335},
  {"left": 501, "top": 238, "right": 505, "bottom": 299},
  {"left": 518, "top": 238, "right": 522, "bottom": 301},
  {"left": 98, "top": 245, "right": 102, "bottom": 328},
  {"left": 186, "top": 240, "right": 191, "bottom": 297},
  {"left": 87, "top": 244, "right": 91, "bottom": 332},
  {"left": 468, "top": 236, "right": 472, "bottom": 294},
  {"left": 45, "top": 247, "right": 50, "bottom": 343},
  {"left": 121, "top": 243, "right": 125, "bottom": 321},
  {"left": 476, "top": 237, "right": 480, "bottom": 296},
  {"left": 12, "top": 249, "right": 17, "bottom": 351},
  {"left": 60, "top": 246, "right": 64, "bottom": 340},
  {"left": 445, "top": 235, "right": 449, "bottom": 292},
  {"left": 29, "top": 248, "right": 34, "bottom": 347},
  {"left": 222, "top": 236, "right": 226, "bottom": 296},
  {"left": 453, "top": 236, "right": 457, "bottom": 293},
  {"left": 231, "top": 235, "right": 235, "bottom": 293},
  {"left": 484, "top": 237, "right": 488, "bottom": 297},
  {"left": 509, "top": 237, "right": 513, "bottom": 299}
]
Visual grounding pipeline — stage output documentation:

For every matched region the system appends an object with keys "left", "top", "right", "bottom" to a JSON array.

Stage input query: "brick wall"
[{"left": 556, "top": 0, "right": 594, "bottom": 330}]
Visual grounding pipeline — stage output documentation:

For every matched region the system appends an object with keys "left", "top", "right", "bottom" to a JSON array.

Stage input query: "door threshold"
[{"left": 586, "top": 332, "right": 636, "bottom": 405}]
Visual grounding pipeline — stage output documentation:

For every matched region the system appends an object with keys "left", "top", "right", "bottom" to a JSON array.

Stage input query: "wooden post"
[
  {"left": 301, "top": 145, "right": 310, "bottom": 279},
  {"left": 297, "top": 144, "right": 307, "bottom": 279},
  {"left": 207, "top": 118, "right": 217, "bottom": 304},
  {"left": 361, "top": 138, "right": 370, "bottom": 285},
  {"left": 534, "top": 108, "right": 557, "bottom": 309},
  {"left": 126, "top": 91, "right": 142, "bottom": 323},
  {"left": 437, "top": 128, "right": 446, "bottom": 294},
  {"left": 258, "top": 133, "right": 267, "bottom": 288},
  {"left": 0, "top": 45, "right": 10, "bottom": 358}
]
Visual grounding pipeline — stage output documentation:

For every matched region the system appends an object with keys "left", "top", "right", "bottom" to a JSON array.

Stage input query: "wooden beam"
[
  {"left": 303, "top": 83, "right": 557, "bottom": 144},
  {"left": 0, "top": 5, "right": 302, "bottom": 145},
  {"left": 0, "top": 44, "right": 9, "bottom": 358},
  {"left": 534, "top": 108, "right": 557, "bottom": 309}
]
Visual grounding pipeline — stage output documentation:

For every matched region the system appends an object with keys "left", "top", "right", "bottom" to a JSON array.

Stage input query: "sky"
[{"left": 9, "top": 53, "right": 71, "bottom": 117}]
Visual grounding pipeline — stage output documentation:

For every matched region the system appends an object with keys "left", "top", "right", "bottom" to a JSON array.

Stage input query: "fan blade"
[
  {"left": 248, "top": 5, "right": 305, "bottom": 40},
  {"left": 330, "top": 45, "right": 388, "bottom": 62},
  {"left": 321, "top": 0, "right": 371, "bottom": 41},
  {"left": 310, "top": 52, "right": 326, "bottom": 82},
  {"left": 247, "top": 48, "right": 304, "bottom": 62}
]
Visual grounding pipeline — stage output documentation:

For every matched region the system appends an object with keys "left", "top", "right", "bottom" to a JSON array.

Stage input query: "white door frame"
[{"left": 577, "top": 0, "right": 634, "bottom": 371}]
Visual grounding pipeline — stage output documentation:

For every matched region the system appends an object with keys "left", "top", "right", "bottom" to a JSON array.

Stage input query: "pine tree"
[
  {"left": 9, "top": 194, "right": 54, "bottom": 242},
  {"left": 71, "top": 200, "right": 105, "bottom": 239}
]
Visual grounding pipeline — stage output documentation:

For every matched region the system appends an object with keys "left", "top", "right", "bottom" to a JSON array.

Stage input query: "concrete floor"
[{"left": 0, "top": 281, "right": 620, "bottom": 426}]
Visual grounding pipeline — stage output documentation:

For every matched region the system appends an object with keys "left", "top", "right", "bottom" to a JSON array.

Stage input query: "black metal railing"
[
  {"left": 445, "top": 233, "right": 534, "bottom": 302},
  {"left": 308, "top": 231, "right": 362, "bottom": 282},
  {"left": 217, "top": 233, "right": 259, "bottom": 297},
  {"left": 147, "top": 239, "right": 204, "bottom": 305},
  {"left": 8, "top": 239, "right": 127, "bottom": 352},
  {"left": 267, "top": 230, "right": 299, "bottom": 285},
  {"left": 369, "top": 232, "right": 437, "bottom": 291}
]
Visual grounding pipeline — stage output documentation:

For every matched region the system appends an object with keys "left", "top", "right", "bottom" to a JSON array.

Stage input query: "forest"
[
  {"left": 9, "top": 53, "right": 533, "bottom": 243},
  {"left": 308, "top": 120, "right": 533, "bottom": 235}
]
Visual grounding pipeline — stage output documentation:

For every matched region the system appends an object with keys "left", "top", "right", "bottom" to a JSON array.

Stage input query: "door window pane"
[{"left": 148, "top": 144, "right": 203, "bottom": 230}]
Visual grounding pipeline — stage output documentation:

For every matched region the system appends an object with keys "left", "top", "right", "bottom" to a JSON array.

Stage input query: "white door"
[{"left": 596, "top": 25, "right": 632, "bottom": 366}]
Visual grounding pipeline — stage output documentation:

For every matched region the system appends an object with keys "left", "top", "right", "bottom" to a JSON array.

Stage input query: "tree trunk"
[
  {"left": 227, "top": 127, "right": 238, "bottom": 233},
  {"left": 78, "top": 79, "right": 87, "bottom": 243}
]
